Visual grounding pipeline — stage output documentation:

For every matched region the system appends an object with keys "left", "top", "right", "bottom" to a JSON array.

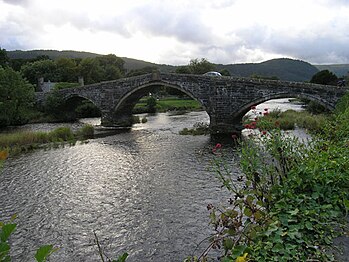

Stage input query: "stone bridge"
[{"left": 37, "top": 72, "right": 348, "bottom": 134}]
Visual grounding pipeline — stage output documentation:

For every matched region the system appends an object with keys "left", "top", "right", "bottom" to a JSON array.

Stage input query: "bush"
[
  {"left": 54, "top": 82, "right": 80, "bottom": 90},
  {"left": 0, "top": 67, "right": 35, "bottom": 127},
  {"left": 48, "top": 127, "right": 75, "bottom": 141},
  {"left": 179, "top": 122, "right": 209, "bottom": 135},
  {"left": 76, "top": 124, "right": 94, "bottom": 140},
  {"left": 188, "top": 103, "right": 349, "bottom": 261}
]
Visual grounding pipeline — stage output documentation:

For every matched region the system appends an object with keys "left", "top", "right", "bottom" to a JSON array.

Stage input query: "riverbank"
[
  {"left": 0, "top": 125, "right": 94, "bottom": 156},
  {"left": 188, "top": 97, "right": 349, "bottom": 261}
]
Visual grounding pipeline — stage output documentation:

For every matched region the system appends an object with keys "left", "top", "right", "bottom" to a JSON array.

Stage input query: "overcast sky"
[{"left": 1, "top": 0, "right": 348, "bottom": 65}]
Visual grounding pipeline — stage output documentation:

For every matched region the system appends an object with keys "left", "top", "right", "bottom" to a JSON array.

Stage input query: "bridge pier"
[
  {"left": 101, "top": 111, "right": 133, "bottom": 127},
  {"left": 209, "top": 122, "right": 243, "bottom": 136}
]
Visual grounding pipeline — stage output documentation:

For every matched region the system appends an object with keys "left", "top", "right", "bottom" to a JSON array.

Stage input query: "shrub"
[
  {"left": 76, "top": 124, "right": 94, "bottom": 140},
  {"left": 179, "top": 122, "right": 209, "bottom": 135},
  {"left": 48, "top": 127, "right": 75, "bottom": 141},
  {"left": 188, "top": 106, "right": 349, "bottom": 261}
]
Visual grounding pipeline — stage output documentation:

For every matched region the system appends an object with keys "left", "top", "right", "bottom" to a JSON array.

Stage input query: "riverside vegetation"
[
  {"left": 0, "top": 125, "right": 94, "bottom": 157},
  {"left": 185, "top": 93, "right": 349, "bottom": 261},
  {"left": 2, "top": 95, "right": 348, "bottom": 261}
]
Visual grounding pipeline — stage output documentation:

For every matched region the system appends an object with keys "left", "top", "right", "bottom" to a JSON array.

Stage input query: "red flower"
[
  {"left": 244, "top": 124, "right": 250, "bottom": 129},
  {"left": 251, "top": 121, "right": 257, "bottom": 126},
  {"left": 212, "top": 143, "right": 222, "bottom": 154},
  {"left": 261, "top": 130, "right": 267, "bottom": 135}
]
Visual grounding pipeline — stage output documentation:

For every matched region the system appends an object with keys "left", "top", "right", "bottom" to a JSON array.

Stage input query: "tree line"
[{"left": 1, "top": 45, "right": 346, "bottom": 128}]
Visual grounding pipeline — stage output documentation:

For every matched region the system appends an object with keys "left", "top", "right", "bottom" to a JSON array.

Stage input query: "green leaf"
[
  {"left": 246, "top": 195, "right": 254, "bottom": 205},
  {"left": 113, "top": 252, "right": 128, "bottom": 262},
  {"left": 223, "top": 238, "right": 234, "bottom": 251},
  {"left": 344, "top": 199, "right": 349, "bottom": 209},
  {"left": 0, "top": 241, "right": 10, "bottom": 255},
  {"left": 244, "top": 208, "right": 253, "bottom": 217},
  {"left": 10, "top": 214, "right": 17, "bottom": 222},
  {"left": 0, "top": 224, "right": 16, "bottom": 242},
  {"left": 221, "top": 256, "right": 233, "bottom": 262},
  {"left": 271, "top": 243, "right": 284, "bottom": 253},
  {"left": 35, "top": 245, "right": 56, "bottom": 262},
  {"left": 288, "top": 208, "right": 299, "bottom": 216},
  {"left": 305, "top": 221, "right": 313, "bottom": 230},
  {"left": 231, "top": 245, "right": 246, "bottom": 258}
]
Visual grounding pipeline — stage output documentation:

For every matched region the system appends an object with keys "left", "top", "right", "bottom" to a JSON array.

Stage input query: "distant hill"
[
  {"left": 7, "top": 49, "right": 176, "bottom": 73},
  {"left": 7, "top": 50, "right": 319, "bottom": 81},
  {"left": 314, "top": 64, "right": 349, "bottom": 77},
  {"left": 216, "top": 58, "right": 319, "bottom": 82},
  {"left": 7, "top": 49, "right": 100, "bottom": 60}
]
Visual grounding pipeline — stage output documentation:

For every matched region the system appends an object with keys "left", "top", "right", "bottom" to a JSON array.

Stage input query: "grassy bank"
[
  {"left": 188, "top": 95, "right": 349, "bottom": 261},
  {"left": 0, "top": 125, "right": 94, "bottom": 156},
  {"left": 133, "top": 97, "right": 202, "bottom": 113},
  {"left": 244, "top": 109, "right": 329, "bottom": 133}
]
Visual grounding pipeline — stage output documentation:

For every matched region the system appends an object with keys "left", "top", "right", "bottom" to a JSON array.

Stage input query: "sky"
[{"left": 0, "top": 0, "right": 349, "bottom": 65}]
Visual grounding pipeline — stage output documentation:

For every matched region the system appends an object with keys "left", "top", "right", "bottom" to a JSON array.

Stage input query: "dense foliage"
[
  {"left": 0, "top": 67, "right": 35, "bottom": 127},
  {"left": 186, "top": 94, "right": 349, "bottom": 261},
  {"left": 6, "top": 49, "right": 331, "bottom": 81},
  {"left": 310, "top": 69, "right": 338, "bottom": 85},
  {"left": 0, "top": 47, "right": 9, "bottom": 67},
  {"left": 175, "top": 58, "right": 216, "bottom": 75},
  {"left": 19, "top": 54, "right": 125, "bottom": 85}
]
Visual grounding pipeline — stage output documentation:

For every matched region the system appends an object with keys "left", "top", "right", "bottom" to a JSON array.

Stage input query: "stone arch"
[
  {"left": 231, "top": 92, "right": 334, "bottom": 125},
  {"left": 60, "top": 94, "right": 101, "bottom": 119},
  {"left": 114, "top": 81, "right": 207, "bottom": 113},
  {"left": 106, "top": 81, "right": 210, "bottom": 127}
]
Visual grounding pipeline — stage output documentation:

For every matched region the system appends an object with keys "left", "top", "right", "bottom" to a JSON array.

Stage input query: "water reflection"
[{"left": 0, "top": 99, "right": 305, "bottom": 261}]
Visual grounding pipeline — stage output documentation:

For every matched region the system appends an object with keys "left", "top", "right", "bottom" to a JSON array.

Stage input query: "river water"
[{"left": 0, "top": 99, "right": 304, "bottom": 262}]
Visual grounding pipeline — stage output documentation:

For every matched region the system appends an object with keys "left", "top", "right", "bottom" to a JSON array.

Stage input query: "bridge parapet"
[{"left": 36, "top": 73, "right": 348, "bottom": 134}]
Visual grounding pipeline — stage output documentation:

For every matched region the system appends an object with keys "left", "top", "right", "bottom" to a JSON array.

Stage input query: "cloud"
[
  {"left": 1, "top": 0, "right": 349, "bottom": 64},
  {"left": 2, "top": 0, "right": 29, "bottom": 6}
]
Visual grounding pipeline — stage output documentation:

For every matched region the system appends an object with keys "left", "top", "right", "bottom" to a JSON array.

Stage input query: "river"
[{"left": 0, "top": 99, "right": 304, "bottom": 262}]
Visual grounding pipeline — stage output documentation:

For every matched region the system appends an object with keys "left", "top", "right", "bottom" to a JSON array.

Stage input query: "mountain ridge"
[{"left": 8, "top": 49, "right": 345, "bottom": 81}]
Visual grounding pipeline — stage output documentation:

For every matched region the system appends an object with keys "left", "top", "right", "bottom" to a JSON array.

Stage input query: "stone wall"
[{"left": 38, "top": 73, "right": 348, "bottom": 134}]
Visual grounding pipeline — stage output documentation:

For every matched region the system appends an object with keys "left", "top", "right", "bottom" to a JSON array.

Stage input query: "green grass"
[
  {"left": 0, "top": 125, "right": 94, "bottom": 156},
  {"left": 133, "top": 97, "right": 202, "bottom": 113},
  {"left": 245, "top": 109, "right": 328, "bottom": 133}
]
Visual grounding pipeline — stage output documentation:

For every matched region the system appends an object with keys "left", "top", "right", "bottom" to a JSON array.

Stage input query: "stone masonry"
[{"left": 37, "top": 72, "right": 348, "bottom": 134}]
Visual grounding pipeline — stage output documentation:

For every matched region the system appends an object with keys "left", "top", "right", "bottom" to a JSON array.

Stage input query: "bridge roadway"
[{"left": 37, "top": 72, "right": 348, "bottom": 134}]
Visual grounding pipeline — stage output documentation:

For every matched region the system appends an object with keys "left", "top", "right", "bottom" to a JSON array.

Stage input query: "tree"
[
  {"left": 219, "top": 69, "right": 231, "bottom": 76},
  {"left": 0, "top": 47, "right": 9, "bottom": 67},
  {"left": 20, "top": 59, "right": 58, "bottom": 85},
  {"left": 126, "top": 66, "right": 158, "bottom": 77},
  {"left": 96, "top": 54, "right": 125, "bottom": 80},
  {"left": 78, "top": 58, "right": 104, "bottom": 84},
  {"left": 43, "top": 90, "right": 66, "bottom": 120},
  {"left": 0, "top": 67, "right": 35, "bottom": 127},
  {"left": 188, "top": 58, "right": 215, "bottom": 74},
  {"left": 310, "top": 70, "right": 338, "bottom": 85},
  {"left": 146, "top": 96, "right": 157, "bottom": 113},
  {"left": 56, "top": 57, "right": 78, "bottom": 82},
  {"left": 175, "top": 66, "right": 191, "bottom": 74}
]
